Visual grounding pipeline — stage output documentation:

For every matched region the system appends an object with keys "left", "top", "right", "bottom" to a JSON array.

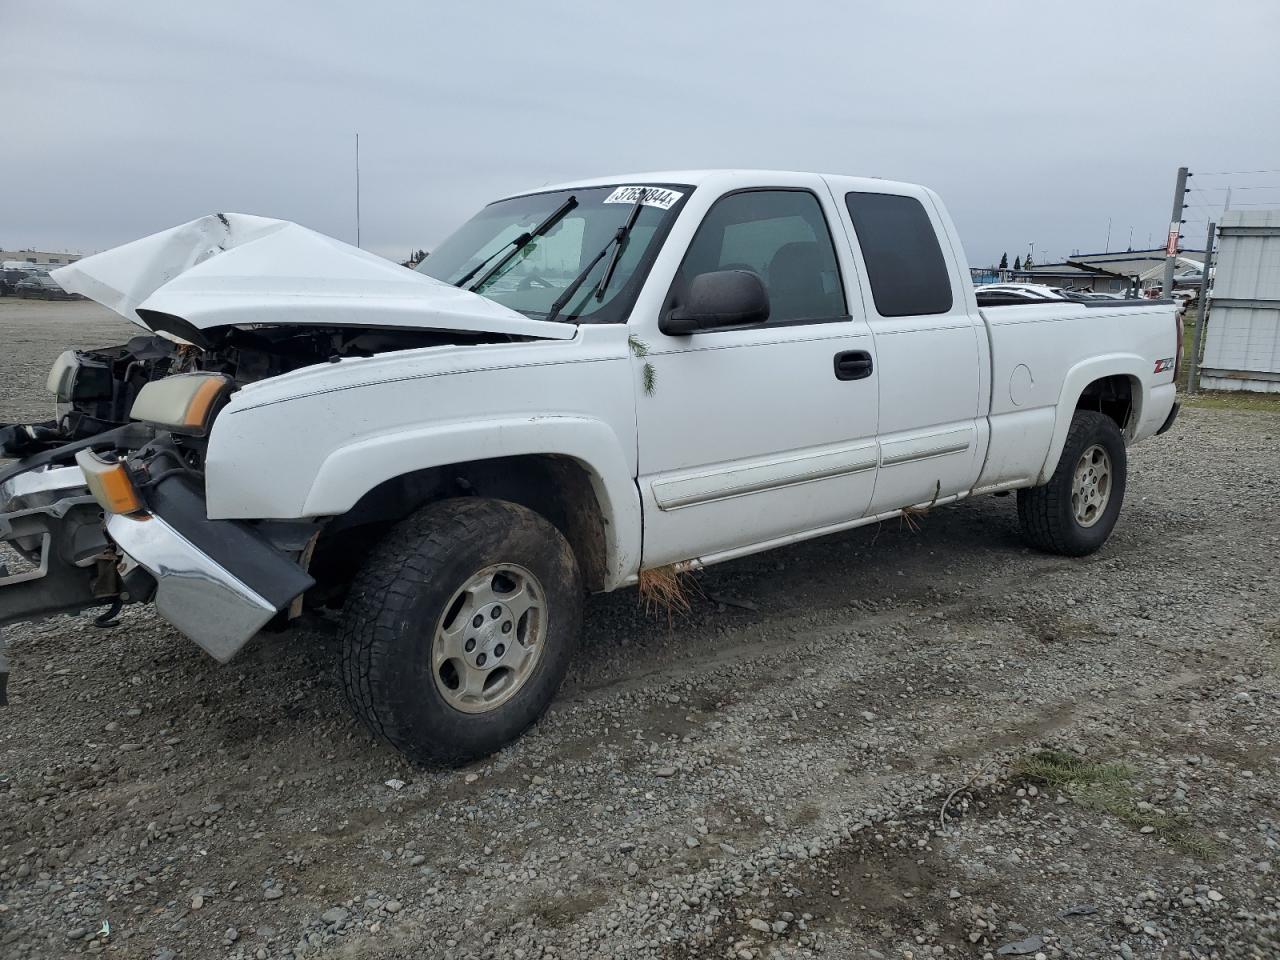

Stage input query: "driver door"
[{"left": 634, "top": 185, "right": 880, "bottom": 568}]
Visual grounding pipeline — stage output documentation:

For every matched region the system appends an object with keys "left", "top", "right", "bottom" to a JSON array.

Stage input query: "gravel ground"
[{"left": 1, "top": 300, "right": 1277, "bottom": 960}]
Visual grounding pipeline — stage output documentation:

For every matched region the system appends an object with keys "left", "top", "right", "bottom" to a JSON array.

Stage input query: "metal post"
[
  {"left": 355, "top": 133, "right": 362, "bottom": 249},
  {"left": 1163, "top": 166, "right": 1189, "bottom": 297},
  {"left": 1187, "top": 221, "right": 1215, "bottom": 394}
]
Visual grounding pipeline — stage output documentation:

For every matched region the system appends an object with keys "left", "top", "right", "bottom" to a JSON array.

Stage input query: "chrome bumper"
[
  {"left": 2, "top": 457, "right": 311, "bottom": 663},
  {"left": 102, "top": 474, "right": 313, "bottom": 663},
  {"left": 106, "top": 512, "right": 279, "bottom": 663}
]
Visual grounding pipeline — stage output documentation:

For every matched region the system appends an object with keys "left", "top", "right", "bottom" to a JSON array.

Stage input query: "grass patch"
[
  {"left": 1015, "top": 750, "right": 1216, "bottom": 858},
  {"left": 1183, "top": 390, "right": 1280, "bottom": 413},
  {"left": 1013, "top": 749, "right": 1131, "bottom": 786},
  {"left": 637, "top": 564, "right": 699, "bottom": 624},
  {"left": 1182, "top": 320, "right": 1198, "bottom": 371},
  {"left": 1076, "top": 785, "right": 1218, "bottom": 858}
]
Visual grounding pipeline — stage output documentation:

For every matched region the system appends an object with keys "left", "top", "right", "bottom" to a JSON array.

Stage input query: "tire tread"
[
  {"left": 338, "top": 498, "right": 575, "bottom": 764},
  {"left": 1017, "top": 411, "right": 1125, "bottom": 557}
]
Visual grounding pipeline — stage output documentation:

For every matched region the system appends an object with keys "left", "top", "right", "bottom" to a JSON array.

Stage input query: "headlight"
[
  {"left": 130, "top": 373, "right": 232, "bottom": 436},
  {"left": 75, "top": 450, "right": 145, "bottom": 515},
  {"left": 45, "top": 350, "right": 113, "bottom": 403}
]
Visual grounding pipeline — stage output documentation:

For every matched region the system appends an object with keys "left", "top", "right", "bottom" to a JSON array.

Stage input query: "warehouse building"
[
  {"left": 1012, "top": 247, "right": 1206, "bottom": 294},
  {"left": 0, "top": 249, "right": 82, "bottom": 266}
]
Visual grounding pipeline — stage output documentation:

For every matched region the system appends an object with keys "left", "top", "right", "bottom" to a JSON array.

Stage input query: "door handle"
[{"left": 833, "top": 350, "right": 873, "bottom": 381}]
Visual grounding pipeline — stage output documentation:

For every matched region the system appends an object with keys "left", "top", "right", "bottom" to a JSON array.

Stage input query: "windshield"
[{"left": 416, "top": 184, "right": 690, "bottom": 323}]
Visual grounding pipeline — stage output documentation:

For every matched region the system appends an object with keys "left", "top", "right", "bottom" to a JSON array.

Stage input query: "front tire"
[
  {"left": 1017, "top": 411, "right": 1127, "bottom": 556},
  {"left": 339, "top": 498, "right": 583, "bottom": 765}
]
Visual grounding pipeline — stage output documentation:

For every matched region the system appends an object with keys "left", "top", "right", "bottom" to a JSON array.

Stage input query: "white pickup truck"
[{"left": 0, "top": 170, "right": 1181, "bottom": 762}]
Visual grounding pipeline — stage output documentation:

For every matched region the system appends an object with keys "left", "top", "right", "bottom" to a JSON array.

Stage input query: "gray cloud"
[{"left": 3, "top": 0, "right": 1277, "bottom": 266}]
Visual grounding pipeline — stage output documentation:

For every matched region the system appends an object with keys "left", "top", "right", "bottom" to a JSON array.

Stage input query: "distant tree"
[
  {"left": 1023, "top": 253, "right": 1035, "bottom": 270},
  {"left": 998, "top": 252, "right": 1008, "bottom": 269},
  {"left": 1013, "top": 255, "right": 1022, "bottom": 270}
]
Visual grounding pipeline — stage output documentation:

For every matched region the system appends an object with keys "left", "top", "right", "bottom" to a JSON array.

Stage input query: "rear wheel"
[
  {"left": 339, "top": 498, "right": 582, "bottom": 765},
  {"left": 1017, "top": 411, "right": 1127, "bottom": 556}
]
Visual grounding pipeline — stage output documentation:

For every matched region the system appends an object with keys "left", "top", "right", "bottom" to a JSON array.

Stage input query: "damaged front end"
[
  {"left": 1, "top": 211, "right": 572, "bottom": 688},
  {"left": 0, "top": 364, "right": 316, "bottom": 665}
]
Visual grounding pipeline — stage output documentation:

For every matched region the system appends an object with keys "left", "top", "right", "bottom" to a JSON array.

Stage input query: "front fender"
[
  {"left": 303, "top": 415, "right": 641, "bottom": 589},
  {"left": 1036, "top": 354, "right": 1147, "bottom": 484}
]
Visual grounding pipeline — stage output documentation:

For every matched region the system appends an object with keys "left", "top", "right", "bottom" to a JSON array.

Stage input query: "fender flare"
[
  {"left": 1036, "top": 355, "right": 1147, "bottom": 484},
  {"left": 301, "top": 415, "right": 641, "bottom": 589}
]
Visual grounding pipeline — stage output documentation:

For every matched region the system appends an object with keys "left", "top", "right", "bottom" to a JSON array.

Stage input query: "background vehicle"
[
  {"left": 1, "top": 261, "right": 36, "bottom": 295},
  {"left": 0, "top": 172, "right": 1181, "bottom": 763},
  {"left": 14, "top": 271, "right": 77, "bottom": 299},
  {"left": 975, "top": 281, "right": 1070, "bottom": 300},
  {"left": 974, "top": 282, "right": 1144, "bottom": 304}
]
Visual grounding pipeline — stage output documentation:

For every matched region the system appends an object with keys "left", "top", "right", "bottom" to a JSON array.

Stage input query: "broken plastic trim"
[{"left": 135, "top": 310, "right": 212, "bottom": 349}]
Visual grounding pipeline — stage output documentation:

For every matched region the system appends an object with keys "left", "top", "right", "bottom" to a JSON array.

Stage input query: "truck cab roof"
[{"left": 525, "top": 169, "right": 928, "bottom": 198}]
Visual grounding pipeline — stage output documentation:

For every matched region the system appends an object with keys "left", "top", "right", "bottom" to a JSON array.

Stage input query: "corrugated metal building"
[{"left": 1199, "top": 210, "right": 1280, "bottom": 394}]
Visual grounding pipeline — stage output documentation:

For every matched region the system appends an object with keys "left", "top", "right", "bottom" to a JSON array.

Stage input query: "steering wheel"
[{"left": 518, "top": 273, "right": 553, "bottom": 290}]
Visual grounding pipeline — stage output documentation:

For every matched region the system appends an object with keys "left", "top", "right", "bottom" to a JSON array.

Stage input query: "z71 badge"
[{"left": 1153, "top": 357, "right": 1175, "bottom": 374}]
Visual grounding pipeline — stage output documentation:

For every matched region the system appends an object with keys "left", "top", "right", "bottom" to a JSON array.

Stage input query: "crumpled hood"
[{"left": 50, "top": 213, "right": 573, "bottom": 341}]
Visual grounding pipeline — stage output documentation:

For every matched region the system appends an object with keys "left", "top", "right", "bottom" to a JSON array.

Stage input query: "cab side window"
[
  {"left": 675, "top": 190, "right": 846, "bottom": 324},
  {"left": 844, "top": 192, "right": 953, "bottom": 317}
]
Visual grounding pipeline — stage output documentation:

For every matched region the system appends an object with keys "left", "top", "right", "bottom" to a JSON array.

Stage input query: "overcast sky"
[{"left": 3, "top": 1, "right": 1278, "bottom": 267}]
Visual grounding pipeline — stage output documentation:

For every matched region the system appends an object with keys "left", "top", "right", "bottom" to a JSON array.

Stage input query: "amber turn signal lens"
[
  {"left": 74, "top": 450, "right": 145, "bottom": 515},
  {"left": 181, "top": 376, "right": 228, "bottom": 429},
  {"left": 129, "top": 373, "right": 232, "bottom": 436}
]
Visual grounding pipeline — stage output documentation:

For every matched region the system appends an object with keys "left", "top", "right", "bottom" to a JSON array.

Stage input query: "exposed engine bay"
[{"left": 0, "top": 325, "right": 502, "bottom": 461}]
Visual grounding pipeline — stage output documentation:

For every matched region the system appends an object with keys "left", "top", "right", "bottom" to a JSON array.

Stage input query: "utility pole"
[
  {"left": 1186, "top": 220, "right": 1216, "bottom": 394},
  {"left": 1162, "top": 166, "right": 1189, "bottom": 297},
  {"left": 355, "top": 133, "right": 362, "bottom": 249},
  {"left": 1105, "top": 217, "right": 1112, "bottom": 253}
]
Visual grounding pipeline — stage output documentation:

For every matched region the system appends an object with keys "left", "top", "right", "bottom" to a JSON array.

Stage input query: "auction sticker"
[{"left": 603, "top": 186, "right": 684, "bottom": 210}]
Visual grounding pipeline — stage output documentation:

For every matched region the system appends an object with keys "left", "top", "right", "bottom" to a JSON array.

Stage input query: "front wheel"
[
  {"left": 339, "top": 498, "right": 583, "bottom": 765},
  {"left": 1017, "top": 411, "right": 1127, "bottom": 556}
]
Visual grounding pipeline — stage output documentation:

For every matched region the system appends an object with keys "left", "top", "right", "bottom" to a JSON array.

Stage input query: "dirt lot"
[{"left": 1, "top": 300, "right": 1277, "bottom": 960}]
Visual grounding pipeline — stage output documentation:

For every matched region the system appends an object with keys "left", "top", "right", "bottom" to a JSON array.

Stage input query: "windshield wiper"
[
  {"left": 456, "top": 195, "right": 577, "bottom": 292},
  {"left": 545, "top": 190, "right": 647, "bottom": 323}
]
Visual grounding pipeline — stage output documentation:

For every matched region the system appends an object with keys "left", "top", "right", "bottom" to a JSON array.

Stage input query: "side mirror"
[{"left": 661, "top": 269, "right": 770, "bottom": 336}]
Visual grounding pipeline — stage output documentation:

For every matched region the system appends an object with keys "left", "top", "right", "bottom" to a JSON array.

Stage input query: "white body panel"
[
  {"left": 824, "top": 177, "right": 988, "bottom": 514},
  {"left": 69, "top": 170, "right": 1179, "bottom": 592},
  {"left": 205, "top": 326, "right": 642, "bottom": 589},
  {"left": 978, "top": 301, "right": 1176, "bottom": 487},
  {"left": 625, "top": 171, "right": 880, "bottom": 568}
]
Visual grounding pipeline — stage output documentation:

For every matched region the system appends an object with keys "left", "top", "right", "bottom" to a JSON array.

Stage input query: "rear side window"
[{"left": 844, "top": 192, "right": 953, "bottom": 317}]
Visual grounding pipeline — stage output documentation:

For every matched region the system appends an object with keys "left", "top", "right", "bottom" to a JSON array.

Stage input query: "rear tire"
[
  {"left": 1017, "top": 411, "right": 1127, "bottom": 556},
  {"left": 339, "top": 498, "right": 582, "bottom": 765}
]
